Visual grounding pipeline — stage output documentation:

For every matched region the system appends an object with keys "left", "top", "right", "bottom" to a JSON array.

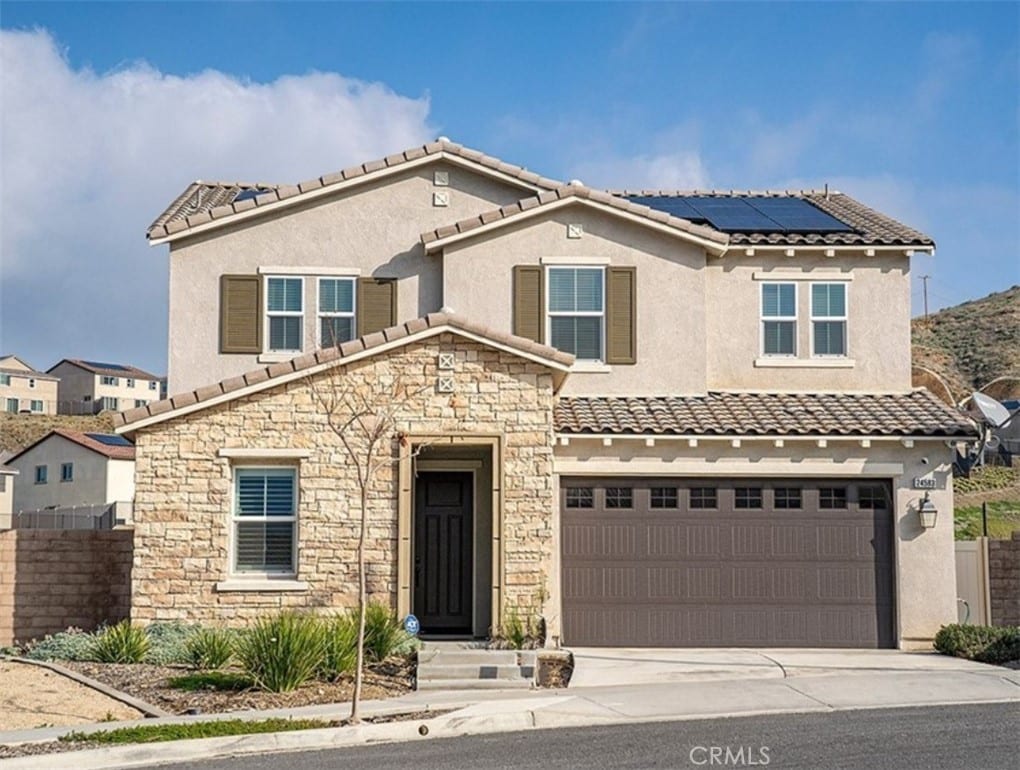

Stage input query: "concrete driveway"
[{"left": 566, "top": 647, "right": 1000, "bottom": 687}]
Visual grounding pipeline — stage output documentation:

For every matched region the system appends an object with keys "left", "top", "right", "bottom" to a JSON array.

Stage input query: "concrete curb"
[{"left": 3, "top": 657, "right": 171, "bottom": 718}]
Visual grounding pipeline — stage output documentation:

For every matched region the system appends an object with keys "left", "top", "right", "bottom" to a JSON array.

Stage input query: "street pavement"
[{"left": 1, "top": 650, "right": 1019, "bottom": 769}]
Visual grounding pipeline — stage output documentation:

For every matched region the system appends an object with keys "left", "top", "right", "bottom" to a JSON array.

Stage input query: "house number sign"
[{"left": 912, "top": 477, "right": 937, "bottom": 490}]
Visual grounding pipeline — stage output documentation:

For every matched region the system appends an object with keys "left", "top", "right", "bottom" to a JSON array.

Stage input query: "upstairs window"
[
  {"left": 266, "top": 277, "right": 303, "bottom": 353},
  {"left": 35, "top": 465, "right": 47, "bottom": 484},
  {"left": 61, "top": 462, "right": 74, "bottom": 482},
  {"left": 811, "top": 283, "right": 848, "bottom": 357},
  {"left": 761, "top": 283, "right": 796, "bottom": 356},
  {"left": 148, "top": 381, "right": 158, "bottom": 391},
  {"left": 547, "top": 267, "right": 605, "bottom": 361},
  {"left": 127, "top": 378, "right": 136, "bottom": 388},
  {"left": 233, "top": 468, "right": 298, "bottom": 574},
  {"left": 318, "top": 278, "right": 357, "bottom": 347},
  {"left": 0, "top": 374, "right": 9, "bottom": 386},
  {"left": 101, "top": 375, "right": 119, "bottom": 386}
]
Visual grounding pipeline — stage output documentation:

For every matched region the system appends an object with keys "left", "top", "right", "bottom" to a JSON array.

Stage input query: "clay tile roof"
[
  {"left": 49, "top": 358, "right": 162, "bottom": 380},
  {"left": 6, "top": 429, "right": 135, "bottom": 463},
  {"left": 115, "top": 313, "right": 574, "bottom": 431},
  {"left": 146, "top": 140, "right": 563, "bottom": 241},
  {"left": 420, "top": 185, "right": 730, "bottom": 249},
  {"left": 554, "top": 390, "right": 976, "bottom": 438},
  {"left": 607, "top": 190, "right": 933, "bottom": 248}
]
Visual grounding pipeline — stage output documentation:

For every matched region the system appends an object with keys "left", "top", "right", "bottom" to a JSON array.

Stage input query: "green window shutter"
[
  {"left": 513, "top": 265, "right": 544, "bottom": 343},
  {"left": 605, "top": 266, "right": 636, "bottom": 365},
  {"left": 220, "top": 275, "right": 262, "bottom": 354},
  {"left": 357, "top": 278, "right": 397, "bottom": 336}
]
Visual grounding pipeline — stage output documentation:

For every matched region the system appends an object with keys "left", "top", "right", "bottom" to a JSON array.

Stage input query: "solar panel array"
[
  {"left": 85, "top": 433, "right": 133, "bottom": 447},
  {"left": 625, "top": 196, "right": 854, "bottom": 234},
  {"left": 233, "top": 189, "right": 272, "bottom": 203},
  {"left": 83, "top": 361, "right": 128, "bottom": 371}
]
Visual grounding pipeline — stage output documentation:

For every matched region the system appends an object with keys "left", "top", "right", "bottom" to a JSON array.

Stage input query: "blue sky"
[{"left": 1, "top": 1, "right": 1017, "bottom": 375}]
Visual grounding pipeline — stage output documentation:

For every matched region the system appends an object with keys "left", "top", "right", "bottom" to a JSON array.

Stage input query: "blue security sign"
[{"left": 404, "top": 614, "right": 420, "bottom": 636}]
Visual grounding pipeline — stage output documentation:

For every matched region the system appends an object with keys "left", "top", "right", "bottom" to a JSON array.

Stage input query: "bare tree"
[{"left": 309, "top": 362, "right": 427, "bottom": 722}]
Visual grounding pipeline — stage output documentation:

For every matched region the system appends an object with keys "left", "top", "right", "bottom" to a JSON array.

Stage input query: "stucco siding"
[
  {"left": 9, "top": 438, "right": 111, "bottom": 513},
  {"left": 167, "top": 164, "right": 532, "bottom": 393},
  {"left": 442, "top": 205, "right": 709, "bottom": 396}
]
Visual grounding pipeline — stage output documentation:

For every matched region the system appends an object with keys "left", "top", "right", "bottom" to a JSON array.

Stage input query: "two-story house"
[
  {"left": 48, "top": 359, "right": 164, "bottom": 415},
  {"left": 115, "top": 139, "right": 975, "bottom": 650},
  {"left": 0, "top": 355, "right": 59, "bottom": 415}
]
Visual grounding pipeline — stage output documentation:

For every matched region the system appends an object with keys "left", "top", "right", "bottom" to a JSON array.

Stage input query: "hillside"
[
  {"left": 912, "top": 285, "right": 1020, "bottom": 403},
  {"left": 0, "top": 413, "right": 115, "bottom": 455}
]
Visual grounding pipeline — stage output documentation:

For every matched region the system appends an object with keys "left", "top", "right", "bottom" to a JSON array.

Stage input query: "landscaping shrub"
[
  {"left": 168, "top": 671, "right": 253, "bottom": 692},
  {"left": 145, "top": 621, "right": 200, "bottom": 665},
  {"left": 91, "top": 621, "right": 151, "bottom": 664},
  {"left": 185, "top": 627, "right": 236, "bottom": 670},
  {"left": 934, "top": 623, "right": 1020, "bottom": 664},
  {"left": 493, "top": 608, "right": 543, "bottom": 650},
  {"left": 23, "top": 627, "right": 96, "bottom": 662},
  {"left": 363, "top": 602, "right": 411, "bottom": 662},
  {"left": 235, "top": 612, "right": 325, "bottom": 693},
  {"left": 320, "top": 612, "right": 359, "bottom": 681}
]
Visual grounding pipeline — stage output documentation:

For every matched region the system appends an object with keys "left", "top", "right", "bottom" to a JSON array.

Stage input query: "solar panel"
[
  {"left": 684, "top": 197, "right": 784, "bottom": 232},
  {"left": 626, "top": 196, "right": 705, "bottom": 222},
  {"left": 747, "top": 198, "right": 853, "bottom": 232},
  {"left": 233, "top": 188, "right": 271, "bottom": 203},
  {"left": 85, "top": 433, "right": 133, "bottom": 447},
  {"left": 83, "top": 361, "right": 128, "bottom": 371}
]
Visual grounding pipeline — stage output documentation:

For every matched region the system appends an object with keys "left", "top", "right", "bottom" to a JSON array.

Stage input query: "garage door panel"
[{"left": 561, "top": 478, "right": 895, "bottom": 648}]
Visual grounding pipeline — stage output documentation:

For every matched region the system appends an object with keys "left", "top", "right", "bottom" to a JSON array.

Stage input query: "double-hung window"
[
  {"left": 811, "top": 283, "right": 848, "bottom": 357},
  {"left": 101, "top": 375, "right": 119, "bottom": 386},
  {"left": 233, "top": 468, "right": 297, "bottom": 574},
  {"left": 5, "top": 398, "right": 18, "bottom": 413},
  {"left": 318, "top": 278, "right": 356, "bottom": 347},
  {"left": 30, "top": 400, "right": 43, "bottom": 413},
  {"left": 0, "top": 374, "right": 9, "bottom": 386},
  {"left": 35, "top": 465, "right": 47, "bottom": 484},
  {"left": 547, "top": 267, "right": 605, "bottom": 361},
  {"left": 61, "top": 463, "right": 74, "bottom": 482},
  {"left": 266, "top": 277, "right": 303, "bottom": 353},
  {"left": 761, "top": 283, "right": 797, "bottom": 356}
]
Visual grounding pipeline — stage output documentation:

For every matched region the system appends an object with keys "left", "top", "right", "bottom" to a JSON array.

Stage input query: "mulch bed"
[{"left": 61, "top": 658, "right": 414, "bottom": 716}]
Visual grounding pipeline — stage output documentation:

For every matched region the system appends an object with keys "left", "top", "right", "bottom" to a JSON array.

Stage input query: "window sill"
[
  {"left": 257, "top": 352, "right": 301, "bottom": 364},
  {"left": 571, "top": 361, "right": 612, "bottom": 374},
  {"left": 215, "top": 579, "right": 308, "bottom": 593},
  {"left": 754, "top": 357, "right": 855, "bottom": 369}
]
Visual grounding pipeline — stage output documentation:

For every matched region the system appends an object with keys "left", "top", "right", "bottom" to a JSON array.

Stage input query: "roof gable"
[
  {"left": 6, "top": 429, "right": 135, "bottom": 463},
  {"left": 115, "top": 313, "right": 574, "bottom": 435},
  {"left": 147, "top": 140, "right": 564, "bottom": 244},
  {"left": 48, "top": 359, "right": 161, "bottom": 380}
]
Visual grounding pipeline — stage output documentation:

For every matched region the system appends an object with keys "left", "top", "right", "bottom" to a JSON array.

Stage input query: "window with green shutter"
[{"left": 233, "top": 468, "right": 297, "bottom": 574}]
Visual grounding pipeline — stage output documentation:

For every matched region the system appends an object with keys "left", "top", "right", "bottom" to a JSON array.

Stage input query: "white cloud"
[
  {"left": 571, "top": 149, "right": 709, "bottom": 191},
  {"left": 0, "top": 29, "right": 434, "bottom": 373}
]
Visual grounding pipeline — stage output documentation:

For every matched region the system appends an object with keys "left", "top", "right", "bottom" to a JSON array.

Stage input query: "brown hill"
[
  {"left": 0, "top": 413, "right": 115, "bottom": 455},
  {"left": 912, "top": 285, "right": 1020, "bottom": 404}
]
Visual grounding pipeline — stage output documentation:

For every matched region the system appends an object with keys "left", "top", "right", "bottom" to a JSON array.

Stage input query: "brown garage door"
[{"left": 561, "top": 479, "right": 895, "bottom": 648}]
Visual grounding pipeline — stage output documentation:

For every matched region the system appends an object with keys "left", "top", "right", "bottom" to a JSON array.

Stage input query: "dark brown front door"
[{"left": 414, "top": 472, "right": 473, "bottom": 634}]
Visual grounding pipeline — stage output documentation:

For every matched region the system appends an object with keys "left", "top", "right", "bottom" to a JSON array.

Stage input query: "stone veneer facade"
[{"left": 130, "top": 334, "right": 557, "bottom": 627}]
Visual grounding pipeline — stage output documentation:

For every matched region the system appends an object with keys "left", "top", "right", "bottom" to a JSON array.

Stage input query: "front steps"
[{"left": 415, "top": 642, "right": 537, "bottom": 690}]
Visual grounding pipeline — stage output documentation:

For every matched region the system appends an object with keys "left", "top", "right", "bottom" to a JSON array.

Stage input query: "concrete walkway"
[{"left": 2, "top": 652, "right": 1019, "bottom": 770}]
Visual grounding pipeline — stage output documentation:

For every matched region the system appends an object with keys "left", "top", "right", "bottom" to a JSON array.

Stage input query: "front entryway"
[{"left": 413, "top": 471, "right": 474, "bottom": 635}]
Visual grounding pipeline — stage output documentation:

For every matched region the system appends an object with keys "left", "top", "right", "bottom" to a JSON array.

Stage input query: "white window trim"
[
  {"left": 101, "top": 376, "right": 119, "bottom": 386},
  {"left": 316, "top": 276, "right": 358, "bottom": 348},
  {"left": 229, "top": 465, "right": 299, "bottom": 579},
  {"left": 760, "top": 282, "right": 798, "bottom": 357},
  {"left": 810, "top": 282, "right": 849, "bottom": 358},
  {"left": 264, "top": 275, "right": 305, "bottom": 354},
  {"left": 30, "top": 400, "right": 43, "bottom": 413},
  {"left": 258, "top": 265, "right": 362, "bottom": 276},
  {"left": 545, "top": 265, "right": 607, "bottom": 363}
]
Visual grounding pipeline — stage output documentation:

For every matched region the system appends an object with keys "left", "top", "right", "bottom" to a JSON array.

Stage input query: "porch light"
[{"left": 918, "top": 492, "right": 938, "bottom": 529}]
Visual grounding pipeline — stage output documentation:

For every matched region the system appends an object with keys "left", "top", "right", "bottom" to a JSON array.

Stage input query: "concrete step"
[
  {"left": 415, "top": 678, "right": 534, "bottom": 691},
  {"left": 417, "top": 663, "right": 529, "bottom": 681},
  {"left": 417, "top": 649, "right": 519, "bottom": 666}
]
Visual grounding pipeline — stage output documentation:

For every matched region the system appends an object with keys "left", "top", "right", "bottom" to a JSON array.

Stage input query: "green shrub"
[
  {"left": 934, "top": 623, "right": 1020, "bottom": 664},
  {"left": 235, "top": 613, "right": 324, "bottom": 693},
  {"left": 168, "top": 671, "right": 252, "bottom": 692},
  {"left": 363, "top": 602, "right": 411, "bottom": 662},
  {"left": 185, "top": 627, "right": 236, "bottom": 670},
  {"left": 494, "top": 608, "right": 543, "bottom": 650},
  {"left": 24, "top": 627, "right": 97, "bottom": 662},
  {"left": 91, "top": 621, "right": 151, "bottom": 664},
  {"left": 319, "top": 612, "right": 359, "bottom": 681},
  {"left": 145, "top": 622, "right": 199, "bottom": 665}
]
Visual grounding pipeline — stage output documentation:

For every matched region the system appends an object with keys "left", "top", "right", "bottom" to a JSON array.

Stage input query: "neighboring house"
[
  {"left": 47, "top": 359, "right": 163, "bottom": 415},
  {"left": 118, "top": 139, "right": 977, "bottom": 650},
  {"left": 0, "top": 355, "right": 59, "bottom": 415},
  {"left": 0, "top": 452, "right": 16, "bottom": 529},
  {"left": 5, "top": 430, "right": 135, "bottom": 526}
]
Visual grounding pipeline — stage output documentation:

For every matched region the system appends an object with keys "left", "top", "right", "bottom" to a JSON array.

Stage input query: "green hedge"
[{"left": 933, "top": 624, "right": 1020, "bottom": 664}]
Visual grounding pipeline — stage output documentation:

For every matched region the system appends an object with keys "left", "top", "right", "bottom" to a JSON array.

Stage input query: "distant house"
[
  {"left": 47, "top": 359, "right": 163, "bottom": 415},
  {"left": 0, "top": 355, "right": 59, "bottom": 415},
  {"left": 0, "top": 452, "right": 16, "bottom": 529},
  {"left": 4, "top": 430, "right": 135, "bottom": 527}
]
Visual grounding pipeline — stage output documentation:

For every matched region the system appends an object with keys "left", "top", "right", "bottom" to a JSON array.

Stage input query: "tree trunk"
[{"left": 351, "top": 483, "right": 369, "bottom": 723}]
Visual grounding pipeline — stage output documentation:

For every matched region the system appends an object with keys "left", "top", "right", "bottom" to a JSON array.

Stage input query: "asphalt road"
[{"left": 148, "top": 702, "right": 1019, "bottom": 770}]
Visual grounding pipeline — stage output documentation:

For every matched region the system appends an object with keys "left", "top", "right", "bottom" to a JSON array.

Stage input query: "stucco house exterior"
[
  {"left": 117, "top": 139, "right": 976, "bottom": 649},
  {"left": 48, "top": 359, "right": 164, "bottom": 415},
  {"left": 4, "top": 430, "right": 135, "bottom": 526},
  {"left": 0, "top": 355, "right": 59, "bottom": 415}
]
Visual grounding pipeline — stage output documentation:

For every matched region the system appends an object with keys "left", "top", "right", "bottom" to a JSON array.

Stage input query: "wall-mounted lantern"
[{"left": 918, "top": 492, "right": 938, "bottom": 529}]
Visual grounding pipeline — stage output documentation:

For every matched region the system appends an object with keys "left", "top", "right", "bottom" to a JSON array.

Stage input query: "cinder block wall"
[
  {"left": 989, "top": 530, "right": 1020, "bottom": 627},
  {"left": 0, "top": 529, "right": 133, "bottom": 646}
]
